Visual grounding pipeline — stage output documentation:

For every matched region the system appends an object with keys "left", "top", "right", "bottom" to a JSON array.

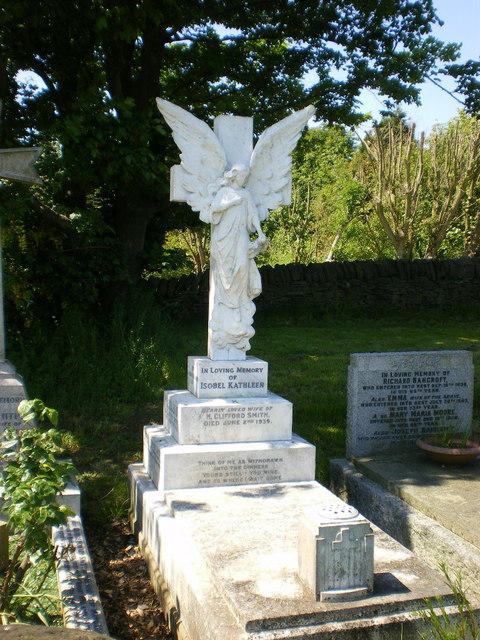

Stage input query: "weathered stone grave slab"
[
  {"left": 130, "top": 468, "right": 460, "bottom": 640},
  {"left": 347, "top": 350, "right": 473, "bottom": 458}
]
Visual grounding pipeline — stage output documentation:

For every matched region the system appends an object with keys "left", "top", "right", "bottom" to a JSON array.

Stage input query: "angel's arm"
[
  {"left": 210, "top": 186, "right": 242, "bottom": 214},
  {"left": 244, "top": 189, "right": 266, "bottom": 239}
]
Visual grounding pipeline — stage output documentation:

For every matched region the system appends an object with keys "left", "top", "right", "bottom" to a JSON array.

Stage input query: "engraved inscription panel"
[
  {"left": 0, "top": 393, "right": 27, "bottom": 431},
  {"left": 196, "top": 454, "right": 284, "bottom": 486},
  {"left": 188, "top": 356, "right": 268, "bottom": 398},
  {"left": 143, "top": 426, "right": 316, "bottom": 490},
  {"left": 347, "top": 351, "right": 473, "bottom": 457},
  {"left": 164, "top": 390, "right": 292, "bottom": 444}
]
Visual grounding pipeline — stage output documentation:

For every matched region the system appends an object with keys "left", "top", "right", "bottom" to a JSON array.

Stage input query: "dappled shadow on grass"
[{"left": 67, "top": 404, "right": 163, "bottom": 530}]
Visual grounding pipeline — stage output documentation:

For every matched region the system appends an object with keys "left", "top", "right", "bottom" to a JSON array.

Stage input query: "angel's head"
[{"left": 224, "top": 164, "right": 249, "bottom": 187}]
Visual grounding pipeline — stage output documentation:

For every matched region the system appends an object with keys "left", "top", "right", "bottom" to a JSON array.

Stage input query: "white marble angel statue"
[{"left": 157, "top": 98, "right": 315, "bottom": 361}]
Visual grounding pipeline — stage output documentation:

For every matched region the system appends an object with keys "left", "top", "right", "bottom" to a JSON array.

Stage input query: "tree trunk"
[
  {"left": 99, "top": 190, "right": 159, "bottom": 310},
  {"left": 115, "top": 196, "right": 153, "bottom": 283}
]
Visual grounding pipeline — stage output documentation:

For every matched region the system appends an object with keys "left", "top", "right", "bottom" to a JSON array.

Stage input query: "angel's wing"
[
  {"left": 247, "top": 105, "right": 315, "bottom": 221},
  {"left": 156, "top": 98, "right": 227, "bottom": 221}
]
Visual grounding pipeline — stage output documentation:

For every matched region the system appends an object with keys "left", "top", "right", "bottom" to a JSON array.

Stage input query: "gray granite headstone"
[{"left": 347, "top": 350, "right": 473, "bottom": 458}]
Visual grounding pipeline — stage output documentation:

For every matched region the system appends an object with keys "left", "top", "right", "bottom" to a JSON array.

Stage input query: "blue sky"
[{"left": 358, "top": 0, "right": 479, "bottom": 132}]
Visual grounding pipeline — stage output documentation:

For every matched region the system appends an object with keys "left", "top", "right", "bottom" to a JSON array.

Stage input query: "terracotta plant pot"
[{"left": 416, "top": 435, "right": 480, "bottom": 465}]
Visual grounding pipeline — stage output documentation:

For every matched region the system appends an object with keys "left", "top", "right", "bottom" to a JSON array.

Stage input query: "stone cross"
[{"left": 170, "top": 115, "right": 253, "bottom": 202}]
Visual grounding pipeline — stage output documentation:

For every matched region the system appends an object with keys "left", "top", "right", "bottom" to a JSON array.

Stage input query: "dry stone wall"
[{"left": 153, "top": 257, "right": 480, "bottom": 314}]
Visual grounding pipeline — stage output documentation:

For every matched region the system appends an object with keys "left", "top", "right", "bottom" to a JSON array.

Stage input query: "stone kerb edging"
[
  {"left": 1, "top": 476, "right": 108, "bottom": 635},
  {"left": 52, "top": 480, "right": 108, "bottom": 634},
  {"left": 53, "top": 514, "right": 108, "bottom": 634}
]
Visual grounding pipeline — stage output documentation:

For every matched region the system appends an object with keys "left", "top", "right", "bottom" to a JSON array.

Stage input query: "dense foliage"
[
  {"left": 251, "top": 113, "right": 480, "bottom": 264},
  {"left": 0, "top": 400, "right": 74, "bottom": 624},
  {"left": 1, "top": 0, "right": 480, "bottom": 330}
]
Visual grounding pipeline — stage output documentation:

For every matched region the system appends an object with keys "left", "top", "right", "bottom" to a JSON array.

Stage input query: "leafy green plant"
[
  {"left": 419, "top": 564, "right": 479, "bottom": 639},
  {"left": 0, "top": 399, "right": 75, "bottom": 624}
]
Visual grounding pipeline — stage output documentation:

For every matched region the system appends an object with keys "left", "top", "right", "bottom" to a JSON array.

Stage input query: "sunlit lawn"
[
  {"left": 17, "top": 303, "right": 480, "bottom": 526},
  {"left": 252, "top": 308, "right": 480, "bottom": 479}
]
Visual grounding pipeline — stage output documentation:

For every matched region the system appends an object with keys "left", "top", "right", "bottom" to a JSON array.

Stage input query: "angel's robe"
[{"left": 208, "top": 183, "right": 263, "bottom": 358}]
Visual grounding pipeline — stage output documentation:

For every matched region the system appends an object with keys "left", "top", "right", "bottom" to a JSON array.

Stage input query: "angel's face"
[
  {"left": 226, "top": 164, "right": 249, "bottom": 187},
  {"left": 234, "top": 171, "right": 248, "bottom": 187}
]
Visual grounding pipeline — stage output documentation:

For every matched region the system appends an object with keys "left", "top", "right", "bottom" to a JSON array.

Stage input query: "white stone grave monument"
[
  {"left": 0, "top": 145, "right": 43, "bottom": 430},
  {"left": 140, "top": 98, "right": 317, "bottom": 492},
  {"left": 129, "top": 100, "right": 460, "bottom": 640}
]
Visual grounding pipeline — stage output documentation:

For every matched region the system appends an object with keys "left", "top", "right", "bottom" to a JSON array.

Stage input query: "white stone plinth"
[
  {"left": 164, "top": 390, "right": 292, "bottom": 444},
  {"left": 143, "top": 425, "right": 315, "bottom": 492},
  {"left": 298, "top": 503, "right": 374, "bottom": 602},
  {"left": 188, "top": 356, "right": 268, "bottom": 399}
]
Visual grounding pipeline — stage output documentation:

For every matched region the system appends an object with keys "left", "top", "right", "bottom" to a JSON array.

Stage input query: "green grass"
[
  {"left": 1, "top": 543, "right": 62, "bottom": 626},
  {"left": 10, "top": 301, "right": 480, "bottom": 529},
  {"left": 254, "top": 307, "right": 480, "bottom": 478}
]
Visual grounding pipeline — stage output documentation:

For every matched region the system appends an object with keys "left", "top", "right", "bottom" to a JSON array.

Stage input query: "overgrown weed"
[{"left": 419, "top": 564, "right": 479, "bottom": 639}]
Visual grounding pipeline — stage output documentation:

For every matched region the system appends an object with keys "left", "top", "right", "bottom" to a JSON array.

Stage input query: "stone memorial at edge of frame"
[
  {"left": 0, "top": 145, "right": 43, "bottom": 432},
  {"left": 346, "top": 350, "right": 474, "bottom": 458},
  {"left": 0, "top": 362, "right": 27, "bottom": 432}
]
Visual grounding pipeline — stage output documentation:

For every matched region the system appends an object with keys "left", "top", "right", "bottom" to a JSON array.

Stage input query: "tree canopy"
[
  {"left": 1, "top": 0, "right": 479, "bottom": 321},
  {"left": 263, "top": 112, "right": 480, "bottom": 264}
]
